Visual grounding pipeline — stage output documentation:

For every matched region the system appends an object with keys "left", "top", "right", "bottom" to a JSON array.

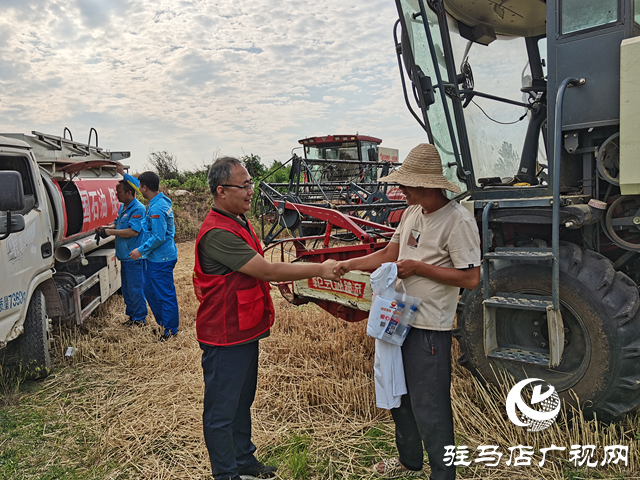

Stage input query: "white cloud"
[
  {"left": 322, "top": 96, "right": 346, "bottom": 105},
  {"left": 0, "top": 0, "right": 428, "bottom": 168},
  {"left": 335, "top": 85, "right": 361, "bottom": 92}
]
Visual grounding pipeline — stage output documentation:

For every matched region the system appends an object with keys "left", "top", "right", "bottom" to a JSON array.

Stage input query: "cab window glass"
[
  {"left": 635, "top": 0, "right": 640, "bottom": 25},
  {"left": 0, "top": 155, "right": 37, "bottom": 213},
  {"left": 538, "top": 37, "right": 547, "bottom": 78},
  {"left": 561, "top": 0, "right": 617, "bottom": 34},
  {"left": 360, "top": 142, "right": 377, "bottom": 162}
]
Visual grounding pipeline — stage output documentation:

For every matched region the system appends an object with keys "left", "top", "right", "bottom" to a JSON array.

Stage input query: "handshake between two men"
[
  {"left": 317, "top": 258, "right": 418, "bottom": 281},
  {"left": 310, "top": 242, "right": 419, "bottom": 284},
  {"left": 260, "top": 256, "right": 419, "bottom": 284}
]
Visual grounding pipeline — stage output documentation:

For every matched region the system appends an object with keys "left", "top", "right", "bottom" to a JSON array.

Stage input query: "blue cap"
[{"left": 397, "top": 302, "right": 406, "bottom": 308}]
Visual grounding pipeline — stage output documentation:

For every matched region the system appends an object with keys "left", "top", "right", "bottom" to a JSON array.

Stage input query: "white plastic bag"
[{"left": 367, "top": 263, "right": 422, "bottom": 345}]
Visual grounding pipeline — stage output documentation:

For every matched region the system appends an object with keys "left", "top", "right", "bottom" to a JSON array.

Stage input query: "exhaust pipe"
[{"left": 54, "top": 234, "right": 115, "bottom": 262}]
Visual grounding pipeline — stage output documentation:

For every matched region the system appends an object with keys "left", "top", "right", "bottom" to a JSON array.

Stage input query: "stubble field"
[{"left": 1, "top": 241, "right": 639, "bottom": 480}]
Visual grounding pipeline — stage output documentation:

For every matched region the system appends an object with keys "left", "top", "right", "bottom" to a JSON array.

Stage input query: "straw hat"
[{"left": 378, "top": 143, "right": 461, "bottom": 193}]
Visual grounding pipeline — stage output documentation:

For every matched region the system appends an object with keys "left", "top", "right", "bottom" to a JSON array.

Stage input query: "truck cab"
[{"left": 0, "top": 130, "right": 128, "bottom": 378}]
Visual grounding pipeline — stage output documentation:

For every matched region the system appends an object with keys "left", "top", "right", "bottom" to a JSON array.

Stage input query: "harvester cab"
[{"left": 393, "top": 0, "right": 640, "bottom": 420}]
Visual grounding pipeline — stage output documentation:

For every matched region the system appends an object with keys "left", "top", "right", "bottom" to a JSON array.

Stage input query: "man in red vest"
[{"left": 193, "top": 157, "right": 338, "bottom": 480}]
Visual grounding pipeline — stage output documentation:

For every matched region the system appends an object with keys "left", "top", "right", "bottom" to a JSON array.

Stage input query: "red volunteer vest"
[{"left": 193, "top": 210, "right": 275, "bottom": 346}]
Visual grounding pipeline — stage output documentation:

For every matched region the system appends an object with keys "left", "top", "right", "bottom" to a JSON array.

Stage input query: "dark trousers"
[
  {"left": 144, "top": 259, "right": 179, "bottom": 334},
  {"left": 201, "top": 341, "right": 261, "bottom": 480},
  {"left": 121, "top": 260, "right": 147, "bottom": 322},
  {"left": 390, "top": 329, "right": 456, "bottom": 480}
]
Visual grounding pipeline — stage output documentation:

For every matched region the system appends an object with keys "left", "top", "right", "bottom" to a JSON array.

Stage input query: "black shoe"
[
  {"left": 238, "top": 462, "right": 277, "bottom": 479},
  {"left": 158, "top": 331, "right": 178, "bottom": 342},
  {"left": 122, "top": 319, "right": 145, "bottom": 327}
]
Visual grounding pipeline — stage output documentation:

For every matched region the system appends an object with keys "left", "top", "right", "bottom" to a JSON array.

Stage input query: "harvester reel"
[
  {"left": 262, "top": 196, "right": 305, "bottom": 245},
  {"left": 596, "top": 132, "right": 620, "bottom": 186},
  {"left": 361, "top": 192, "right": 390, "bottom": 225},
  {"left": 604, "top": 195, "right": 640, "bottom": 251}
]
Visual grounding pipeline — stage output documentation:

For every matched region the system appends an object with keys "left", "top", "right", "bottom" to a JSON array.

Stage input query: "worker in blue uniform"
[
  {"left": 118, "top": 165, "right": 180, "bottom": 341},
  {"left": 96, "top": 178, "right": 147, "bottom": 326}
]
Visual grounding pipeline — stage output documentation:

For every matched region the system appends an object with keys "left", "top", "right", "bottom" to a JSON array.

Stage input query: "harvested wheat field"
[{"left": 4, "top": 241, "right": 640, "bottom": 480}]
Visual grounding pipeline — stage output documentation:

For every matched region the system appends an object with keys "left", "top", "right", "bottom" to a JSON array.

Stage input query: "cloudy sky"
[{"left": 0, "top": 0, "right": 432, "bottom": 171}]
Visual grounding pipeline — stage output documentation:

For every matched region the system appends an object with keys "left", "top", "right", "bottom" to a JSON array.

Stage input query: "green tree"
[
  {"left": 147, "top": 150, "right": 183, "bottom": 181},
  {"left": 241, "top": 154, "right": 266, "bottom": 179},
  {"left": 263, "top": 160, "right": 291, "bottom": 186},
  {"left": 251, "top": 159, "right": 292, "bottom": 215}
]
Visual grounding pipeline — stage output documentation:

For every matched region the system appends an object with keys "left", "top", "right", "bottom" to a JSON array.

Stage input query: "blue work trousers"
[
  {"left": 201, "top": 341, "right": 261, "bottom": 480},
  {"left": 391, "top": 329, "right": 456, "bottom": 480},
  {"left": 121, "top": 260, "right": 147, "bottom": 322},
  {"left": 144, "top": 259, "right": 179, "bottom": 335}
]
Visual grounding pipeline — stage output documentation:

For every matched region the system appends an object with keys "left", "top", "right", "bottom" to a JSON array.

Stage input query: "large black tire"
[
  {"left": 13, "top": 290, "right": 52, "bottom": 380},
  {"left": 455, "top": 242, "right": 640, "bottom": 421}
]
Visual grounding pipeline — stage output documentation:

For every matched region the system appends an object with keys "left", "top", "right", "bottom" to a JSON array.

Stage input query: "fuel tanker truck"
[{"left": 0, "top": 129, "right": 128, "bottom": 379}]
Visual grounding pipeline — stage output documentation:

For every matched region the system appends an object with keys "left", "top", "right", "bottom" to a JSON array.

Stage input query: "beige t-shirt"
[{"left": 391, "top": 201, "right": 481, "bottom": 331}]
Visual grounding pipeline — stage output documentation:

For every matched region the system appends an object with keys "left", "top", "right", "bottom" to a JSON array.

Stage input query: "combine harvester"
[
  {"left": 258, "top": 134, "right": 406, "bottom": 245},
  {"left": 267, "top": 0, "right": 640, "bottom": 422}
]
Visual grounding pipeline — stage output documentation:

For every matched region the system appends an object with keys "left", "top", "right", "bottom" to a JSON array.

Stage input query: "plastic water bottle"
[
  {"left": 397, "top": 305, "right": 418, "bottom": 341},
  {"left": 383, "top": 302, "right": 405, "bottom": 340}
]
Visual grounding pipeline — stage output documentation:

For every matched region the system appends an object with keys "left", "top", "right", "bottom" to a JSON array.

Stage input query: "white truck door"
[{"left": 0, "top": 152, "right": 53, "bottom": 344}]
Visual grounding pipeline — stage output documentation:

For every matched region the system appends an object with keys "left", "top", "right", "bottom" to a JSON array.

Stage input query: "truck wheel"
[
  {"left": 14, "top": 290, "right": 52, "bottom": 380},
  {"left": 455, "top": 242, "right": 640, "bottom": 421}
]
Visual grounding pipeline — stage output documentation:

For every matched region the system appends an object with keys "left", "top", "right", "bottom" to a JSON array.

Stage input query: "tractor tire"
[
  {"left": 13, "top": 290, "right": 52, "bottom": 380},
  {"left": 455, "top": 242, "right": 640, "bottom": 421}
]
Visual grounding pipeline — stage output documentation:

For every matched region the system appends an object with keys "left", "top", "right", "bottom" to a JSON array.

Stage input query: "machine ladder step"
[
  {"left": 484, "top": 248, "right": 554, "bottom": 261},
  {"left": 484, "top": 293, "right": 553, "bottom": 311},
  {"left": 487, "top": 347, "right": 550, "bottom": 366}
]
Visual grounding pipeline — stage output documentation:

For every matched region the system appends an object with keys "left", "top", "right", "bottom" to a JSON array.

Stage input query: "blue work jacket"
[
  {"left": 114, "top": 198, "right": 146, "bottom": 262},
  {"left": 123, "top": 173, "right": 178, "bottom": 262}
]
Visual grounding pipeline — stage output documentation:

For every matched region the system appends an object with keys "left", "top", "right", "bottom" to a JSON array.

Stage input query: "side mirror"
[
  {"left": 0, "top": 171, "right": 26, "bottom": 239},
  {"left": 368, "top": 148, "right": 377, "bottom": 162},
  {"left": 0, "top": 213, "right": 25, "bottom": 236},
  {"left": 0, "top": 171, "right": 25, "bottom": 211},
  {"left": 400, "top": 31, "right": 435, "bottom": 109}
]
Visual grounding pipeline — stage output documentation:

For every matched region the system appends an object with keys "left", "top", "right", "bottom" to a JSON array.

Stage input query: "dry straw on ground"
[{"left": 27, "top": 242, "right": 640, "bottom": 479}]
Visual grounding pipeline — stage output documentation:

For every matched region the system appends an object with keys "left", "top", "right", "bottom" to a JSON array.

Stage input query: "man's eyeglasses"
[{"left": 221, "top": 182, "right": 255, "bottom": 191}]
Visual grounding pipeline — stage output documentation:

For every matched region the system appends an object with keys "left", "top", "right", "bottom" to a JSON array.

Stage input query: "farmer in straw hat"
[{"left": 335, "top": 144, "right": 481, "bottom": 480}]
